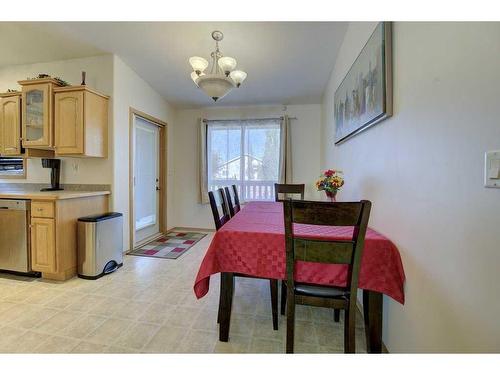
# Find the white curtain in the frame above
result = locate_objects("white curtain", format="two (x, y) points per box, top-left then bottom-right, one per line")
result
(198, 119), (209, 204)
(279, 115), (292, 184)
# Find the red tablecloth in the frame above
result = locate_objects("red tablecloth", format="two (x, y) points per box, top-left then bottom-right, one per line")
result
(194, 201), (405, 304)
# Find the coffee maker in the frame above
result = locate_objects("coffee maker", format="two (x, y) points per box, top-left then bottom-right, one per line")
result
(41, 159), (63, 191)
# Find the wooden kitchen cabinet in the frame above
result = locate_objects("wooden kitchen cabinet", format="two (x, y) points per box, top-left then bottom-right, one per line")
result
(30, 217), (56, 274)
(19, 78), (61, 149)
(31, 200), (55, 218)
(0, 92), (22, 156)
(54, 86), (109, 157)
(29, 194), (109, 281)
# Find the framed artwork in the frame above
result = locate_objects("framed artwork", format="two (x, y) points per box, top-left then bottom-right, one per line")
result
(334, 22), (393, 144)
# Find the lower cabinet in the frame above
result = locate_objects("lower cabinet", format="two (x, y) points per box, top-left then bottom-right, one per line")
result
(30, 217), (56, 273)
(29, 195), (109, 281)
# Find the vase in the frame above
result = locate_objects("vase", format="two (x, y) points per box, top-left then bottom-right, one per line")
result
(325, 191), (337, 202)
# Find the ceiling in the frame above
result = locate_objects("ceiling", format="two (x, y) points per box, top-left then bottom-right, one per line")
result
(0, 22), (347, 108)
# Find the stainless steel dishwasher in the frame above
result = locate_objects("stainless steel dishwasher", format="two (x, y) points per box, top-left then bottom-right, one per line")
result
(0, 199), (34, 274)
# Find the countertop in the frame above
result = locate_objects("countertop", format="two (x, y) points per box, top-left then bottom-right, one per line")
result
(0, 190), (111, 201)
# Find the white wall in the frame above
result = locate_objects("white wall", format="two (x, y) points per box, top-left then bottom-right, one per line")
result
(0, 55), (114, 185)
(172, 104), (322, 229)
(112, 56), (176, 251)
(321, 22), (500, 352)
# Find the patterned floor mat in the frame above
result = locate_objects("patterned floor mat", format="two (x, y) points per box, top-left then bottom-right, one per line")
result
(128, 231), (207, 259)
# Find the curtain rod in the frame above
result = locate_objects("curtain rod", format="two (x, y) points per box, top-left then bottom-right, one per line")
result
(202, 116), (297, 123)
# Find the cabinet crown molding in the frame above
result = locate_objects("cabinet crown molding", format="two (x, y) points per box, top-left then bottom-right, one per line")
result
(17, 78), (62, 86)
(0, 92), (21, 98)
(53, 85), (110, 99)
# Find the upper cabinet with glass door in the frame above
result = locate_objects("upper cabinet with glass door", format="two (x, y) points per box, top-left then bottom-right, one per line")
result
(19, 78), (61, 149)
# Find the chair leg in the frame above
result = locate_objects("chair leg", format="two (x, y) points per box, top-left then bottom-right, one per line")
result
(334, 309), (340, 322)
(217, 280), (222, 323)
(280, 281), (287, 315)
(344, 307), (356, 353)
(286, 289), (295, 353)
(269, 279), (278, 330)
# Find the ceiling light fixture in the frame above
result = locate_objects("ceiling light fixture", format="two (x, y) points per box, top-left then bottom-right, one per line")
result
(189, 30), (247, 102)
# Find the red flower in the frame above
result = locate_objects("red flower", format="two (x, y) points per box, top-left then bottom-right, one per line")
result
(324, 169), (334, 177)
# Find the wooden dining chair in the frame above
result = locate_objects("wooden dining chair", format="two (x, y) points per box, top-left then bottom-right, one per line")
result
(217, 188), (231, 218)
(231, 184), (241, 214)
(274, 183), (305, 201)
(210, 189), (279, 331)
(224, 186), (236, 217)
(283, 199), (371, 353)
(275, 183), (305, 317)
(208, 190), (230, 230)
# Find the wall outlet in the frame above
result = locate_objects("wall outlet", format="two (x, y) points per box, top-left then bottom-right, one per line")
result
(72, 161), (79, 174)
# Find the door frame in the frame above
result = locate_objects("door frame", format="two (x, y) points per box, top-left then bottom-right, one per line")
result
(128, 107), (167, 251)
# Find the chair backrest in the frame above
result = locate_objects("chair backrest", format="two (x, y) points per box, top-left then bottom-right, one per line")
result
(283, 199), (371, 299)
(218, 188), (230, 217)
(275, 183), (305, 201)
(231, 184), (241, 213)
(224, 186), (235, 217)
(208, 190), (230, 230)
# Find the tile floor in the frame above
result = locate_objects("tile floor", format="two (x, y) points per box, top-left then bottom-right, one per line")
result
(0, 232), (367, 353)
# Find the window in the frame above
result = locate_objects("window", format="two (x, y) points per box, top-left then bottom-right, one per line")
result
(207, 119), (281, 201)
(0, 157), (25, 178)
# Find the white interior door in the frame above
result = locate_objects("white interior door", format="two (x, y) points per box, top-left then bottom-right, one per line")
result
(134, 115), (160, 244)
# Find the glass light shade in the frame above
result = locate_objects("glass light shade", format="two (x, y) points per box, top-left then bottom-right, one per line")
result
(197, 74), (235, 102)
(191, 71), (203, 86)
(218, 56), (237, 75)
(189, 56), (209, 73)
(230, 70), (247, 87)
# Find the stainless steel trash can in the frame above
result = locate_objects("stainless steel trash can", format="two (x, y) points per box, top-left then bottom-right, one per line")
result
(77, 212), (123, 279)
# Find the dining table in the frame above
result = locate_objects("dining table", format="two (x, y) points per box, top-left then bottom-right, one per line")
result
(194, 201), (406, 353)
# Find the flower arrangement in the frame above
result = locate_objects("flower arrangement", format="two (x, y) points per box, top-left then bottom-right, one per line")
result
(315, 169), (344, 201)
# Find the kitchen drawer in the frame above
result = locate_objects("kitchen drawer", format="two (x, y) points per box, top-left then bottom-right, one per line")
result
(31, 201), (55, 218)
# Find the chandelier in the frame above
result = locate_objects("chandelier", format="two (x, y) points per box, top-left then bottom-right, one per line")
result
(189, 30), (247, 102)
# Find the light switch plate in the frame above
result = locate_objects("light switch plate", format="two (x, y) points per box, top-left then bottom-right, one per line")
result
(485, 150), (500, 188)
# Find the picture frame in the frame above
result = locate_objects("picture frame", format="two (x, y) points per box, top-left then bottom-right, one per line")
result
(334, 21), (393, 144)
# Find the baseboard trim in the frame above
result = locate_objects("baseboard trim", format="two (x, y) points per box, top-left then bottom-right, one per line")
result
(382, 342), (389, 353)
